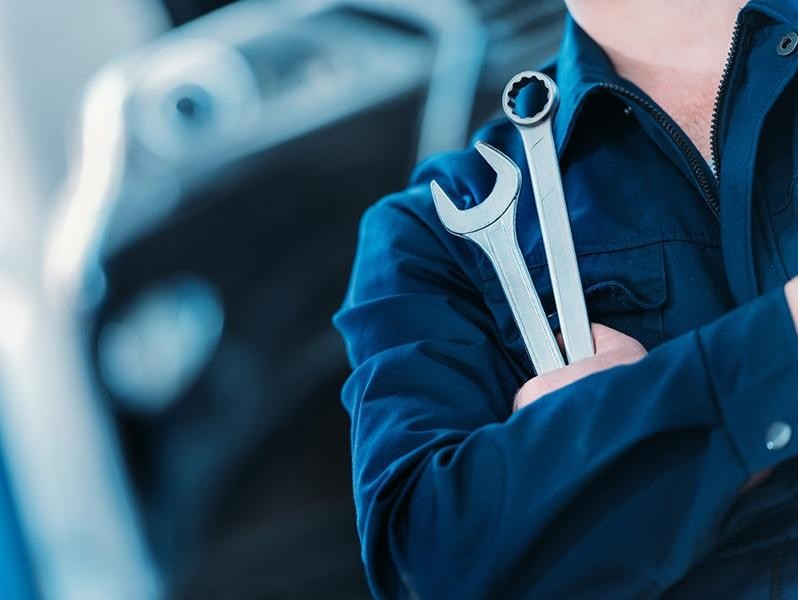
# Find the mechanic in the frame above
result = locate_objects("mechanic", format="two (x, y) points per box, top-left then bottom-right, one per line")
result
(335, 0), (798, 597)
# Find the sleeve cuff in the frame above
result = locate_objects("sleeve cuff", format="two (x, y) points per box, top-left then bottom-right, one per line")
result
(698, 285), (798, 476)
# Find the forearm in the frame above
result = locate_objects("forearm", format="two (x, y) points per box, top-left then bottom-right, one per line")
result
(348, 286), (798, 598)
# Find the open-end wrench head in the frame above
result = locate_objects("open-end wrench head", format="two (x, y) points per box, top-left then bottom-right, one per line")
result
(503, 71), (559, 128)
(431, 141), (521, 236)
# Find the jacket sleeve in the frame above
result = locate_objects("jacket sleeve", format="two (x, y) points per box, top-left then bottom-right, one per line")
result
(333, 190), (798, 599)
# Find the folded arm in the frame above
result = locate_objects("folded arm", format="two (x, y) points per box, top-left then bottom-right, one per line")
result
(335, 196), (798, 598)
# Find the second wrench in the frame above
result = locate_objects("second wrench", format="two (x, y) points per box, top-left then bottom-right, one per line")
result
(503, 71), (594, 364)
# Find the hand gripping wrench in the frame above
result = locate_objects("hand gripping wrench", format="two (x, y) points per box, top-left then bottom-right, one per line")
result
(503, 71), (594, 364)
(431, 142), (565, 374)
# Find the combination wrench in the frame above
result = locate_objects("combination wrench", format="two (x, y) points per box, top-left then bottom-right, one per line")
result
(431, 142), (565, 374)
(503, 71), (594, 364)
(430, 71), (593, 375)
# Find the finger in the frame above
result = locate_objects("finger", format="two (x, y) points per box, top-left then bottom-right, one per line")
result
(515, 356), (613, 411)
(591, 322), (639, 351)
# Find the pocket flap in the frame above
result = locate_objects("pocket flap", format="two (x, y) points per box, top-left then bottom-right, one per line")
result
(544, 244), (666, 333)
(579, 243), (667, 312)
(480, 242), (668, 357)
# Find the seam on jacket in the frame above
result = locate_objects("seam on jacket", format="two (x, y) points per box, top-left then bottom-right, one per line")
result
(387, 196), (488, 305)
(476, 236), (720, 283)
(728, 42), (798, 300)
(694, 329), (748, 473)
(768, 176), (797, 217)
(756, 177), (792, 283)
(770, 534), (787, 600)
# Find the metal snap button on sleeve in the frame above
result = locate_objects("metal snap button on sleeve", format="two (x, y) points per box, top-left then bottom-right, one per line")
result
(777, 32), (798, 56)
(766, 421), (792, 450)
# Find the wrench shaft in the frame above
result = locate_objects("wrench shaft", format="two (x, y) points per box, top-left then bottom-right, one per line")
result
(470, 206), (564, 374)
(519, 120), (593, 363)
(432, 140), (567, 376)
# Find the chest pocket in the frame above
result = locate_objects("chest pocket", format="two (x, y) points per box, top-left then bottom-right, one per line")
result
(575, 243), (667, 350)
(480, 242), (668, 371)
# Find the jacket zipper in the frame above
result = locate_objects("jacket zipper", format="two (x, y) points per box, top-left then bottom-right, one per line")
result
(596, 16), (745, 221)
(599, 81), (720, 220)
(710, 18), (744, 180)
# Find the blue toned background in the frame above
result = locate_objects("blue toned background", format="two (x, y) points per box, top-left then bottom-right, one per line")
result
(0, 0), (563, 597)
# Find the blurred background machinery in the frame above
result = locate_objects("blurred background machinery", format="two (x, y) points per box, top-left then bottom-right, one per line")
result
(0, 0), (565, 597)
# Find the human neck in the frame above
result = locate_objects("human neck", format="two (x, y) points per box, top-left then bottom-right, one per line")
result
(567, 1), (743, 163)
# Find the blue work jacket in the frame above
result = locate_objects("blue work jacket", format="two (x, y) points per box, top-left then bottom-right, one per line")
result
(335, 2), (798, 597)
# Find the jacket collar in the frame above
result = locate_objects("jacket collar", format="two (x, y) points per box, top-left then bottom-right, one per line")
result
(744, 0), (798, 24)
(514, 14), (622, 157)
(536, 1), (798, 158)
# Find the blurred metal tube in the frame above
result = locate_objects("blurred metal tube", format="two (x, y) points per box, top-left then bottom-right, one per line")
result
(21, 1), (488, 597)
(0, 70), (161, 600)
(361, 0), (487, 160)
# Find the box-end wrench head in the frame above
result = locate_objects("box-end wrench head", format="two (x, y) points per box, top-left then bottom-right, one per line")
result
(431, 141), (564, 375)
(502, 71), (594, 364)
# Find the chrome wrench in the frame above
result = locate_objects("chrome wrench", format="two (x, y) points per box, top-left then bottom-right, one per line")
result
(431, 141), (565, 374)
(503, 71), (594, 363)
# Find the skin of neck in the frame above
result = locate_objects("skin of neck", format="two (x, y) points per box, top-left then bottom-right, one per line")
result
(564, 0), (744, 162)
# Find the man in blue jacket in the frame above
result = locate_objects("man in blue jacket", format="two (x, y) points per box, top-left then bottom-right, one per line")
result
(335, 0), (798, 596)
